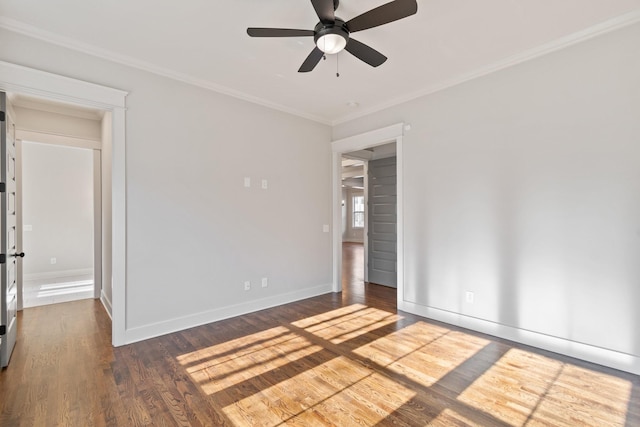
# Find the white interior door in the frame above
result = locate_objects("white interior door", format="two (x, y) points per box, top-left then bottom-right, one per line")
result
(1, 91), (20, 367)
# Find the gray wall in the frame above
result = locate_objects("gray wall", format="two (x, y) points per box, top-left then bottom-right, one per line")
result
(21, 142), (94, 276)
(334, 23), (640, 367)
(1, 27), (333, 337)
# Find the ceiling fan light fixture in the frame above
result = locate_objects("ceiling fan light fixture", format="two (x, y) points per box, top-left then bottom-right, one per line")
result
(317, 33), (347, 54)
(247, 0), (418, 72)
(314, 19), (349, 55)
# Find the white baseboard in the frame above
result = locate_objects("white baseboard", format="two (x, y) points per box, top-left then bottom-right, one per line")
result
(399, 300), (640, 376)
(122, 283), (334, 345)
(100, 290), (113, 320)
(24, 268), (93, 282)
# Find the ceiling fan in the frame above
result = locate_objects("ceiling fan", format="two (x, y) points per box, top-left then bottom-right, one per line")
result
(247, 0), (418, 73)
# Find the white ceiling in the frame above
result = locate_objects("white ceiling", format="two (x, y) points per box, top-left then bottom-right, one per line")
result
(1, 0), (639, 124)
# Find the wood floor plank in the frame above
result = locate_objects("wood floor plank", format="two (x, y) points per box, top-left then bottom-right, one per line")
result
(0, 242), (638, 426)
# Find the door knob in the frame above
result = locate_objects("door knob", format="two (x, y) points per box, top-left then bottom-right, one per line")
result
(12, 252), (25, 258)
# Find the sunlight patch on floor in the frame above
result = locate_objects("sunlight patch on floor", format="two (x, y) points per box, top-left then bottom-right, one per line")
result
(175, 303), (638, 426)
(458, 348), (633, 426)
(177, 326), (291, 367)
(291, 304), (369, 329)
(222, 356), (416, 427)
(292, 304), (403, 344)
(178, 326), (324, 395)
(434, 408), (487, 426)
(354, 321), (490, 387)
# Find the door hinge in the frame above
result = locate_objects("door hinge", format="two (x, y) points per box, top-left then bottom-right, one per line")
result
(0, 254), (5, 264)
(0, 182), (4, 193)
(0, 111), (5, 122)
(0, 325), (5, 335)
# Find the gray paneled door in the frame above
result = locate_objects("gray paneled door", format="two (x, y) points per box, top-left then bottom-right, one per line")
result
(367, 156), (397, 288)
(1, 91), (19, 367)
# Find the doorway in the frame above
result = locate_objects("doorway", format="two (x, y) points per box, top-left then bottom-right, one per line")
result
(341, 143), (398, 290)
(0, 60), (127, 345)
(331, 123), (404, 306)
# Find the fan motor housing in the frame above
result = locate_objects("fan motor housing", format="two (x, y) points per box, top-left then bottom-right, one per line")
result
(314, 18), (349, 45)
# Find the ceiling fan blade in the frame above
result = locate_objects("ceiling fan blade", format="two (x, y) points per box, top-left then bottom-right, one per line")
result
(311, 0), (335, 24)
(298, 47), (325, 72)
(247, 28), (315, 37)
(346, 0), (417, 33)
(345, 38), (387, 67)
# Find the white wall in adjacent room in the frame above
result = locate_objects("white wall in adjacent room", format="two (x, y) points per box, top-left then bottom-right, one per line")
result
(21, 142), (94, 277)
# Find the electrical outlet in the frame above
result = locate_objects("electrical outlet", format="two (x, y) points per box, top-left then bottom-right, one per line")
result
(244, 177), (251, 188)
(261, 179), (268, 189)
(261, 277), (268, 288)
(465, 291), (474, 304)
(50, 257), (57, 265)
(244, 281), (251, 291)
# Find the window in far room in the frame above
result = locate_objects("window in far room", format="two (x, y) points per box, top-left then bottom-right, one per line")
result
(353, 196), (364, 228)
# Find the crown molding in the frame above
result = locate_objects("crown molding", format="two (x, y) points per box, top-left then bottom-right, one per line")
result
(0, 17), (331, 126)
(2, 9), (638, 128)
(332, 8), (640, 126)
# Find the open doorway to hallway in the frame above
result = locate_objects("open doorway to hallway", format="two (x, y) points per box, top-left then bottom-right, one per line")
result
(8, 91), (111, 313)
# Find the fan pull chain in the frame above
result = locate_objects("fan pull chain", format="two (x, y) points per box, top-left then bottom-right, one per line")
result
(336, 53), (340, 77)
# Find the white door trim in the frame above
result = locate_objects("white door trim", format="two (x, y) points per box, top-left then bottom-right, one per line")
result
(0, 60), (128, 346)
(331, 123), (404, 306)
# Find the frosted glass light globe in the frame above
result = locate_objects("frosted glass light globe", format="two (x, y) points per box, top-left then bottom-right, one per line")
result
(317, 33), (347, 54)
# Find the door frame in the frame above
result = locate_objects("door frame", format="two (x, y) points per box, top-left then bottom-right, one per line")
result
(0, 60), (128, 346)
(331, 123), (405, 305)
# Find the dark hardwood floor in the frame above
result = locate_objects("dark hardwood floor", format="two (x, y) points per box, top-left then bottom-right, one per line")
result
(1, 242), (639, 426)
